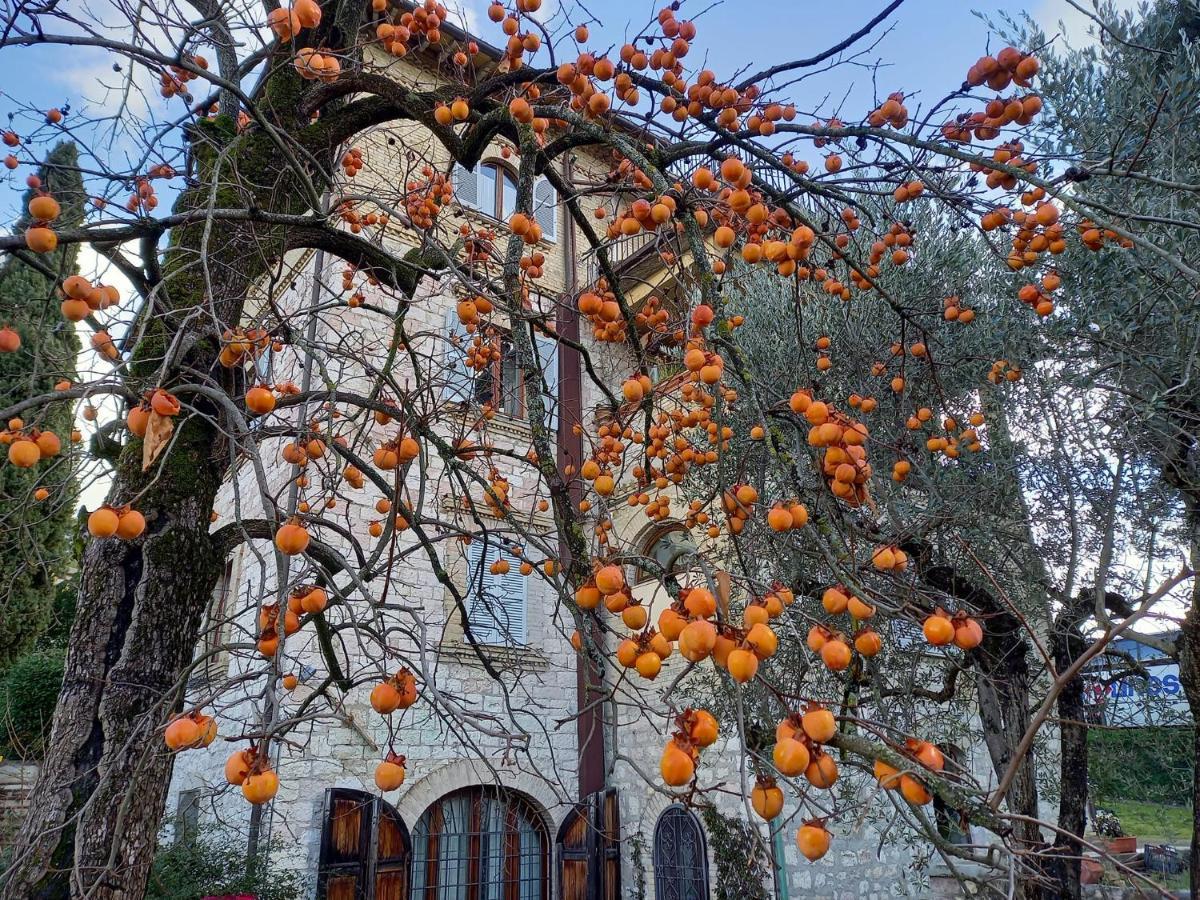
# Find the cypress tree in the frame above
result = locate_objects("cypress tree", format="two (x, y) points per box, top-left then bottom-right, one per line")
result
(0, 142), (85, 665)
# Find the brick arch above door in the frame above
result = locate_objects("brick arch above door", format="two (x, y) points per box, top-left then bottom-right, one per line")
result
(392, 758), (570, 833)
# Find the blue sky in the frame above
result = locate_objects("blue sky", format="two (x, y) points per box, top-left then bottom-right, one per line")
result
(0, 0), (1126, 229)
(0, 0), (1127, 382)
(0, 0), (1151, 526)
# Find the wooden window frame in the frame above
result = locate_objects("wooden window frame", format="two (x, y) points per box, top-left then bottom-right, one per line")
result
(476, 162), (518, 222)
(473, 331), (526, 420)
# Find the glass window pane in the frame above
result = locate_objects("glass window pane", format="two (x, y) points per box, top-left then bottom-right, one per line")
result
(411, 820), (428, 900)
(481, 797), (505, 900)
(498, 340), (522, 417)
(653, 807), (708, 900)
(501, 170), (518, 220)
(441, 795), (471, 900)
(479, 165), (498, 218)
(411, 790), (547, 900)
(518, 815), (543, 900)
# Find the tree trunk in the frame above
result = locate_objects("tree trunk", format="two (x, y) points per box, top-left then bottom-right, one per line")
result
(1, 420), (224, 898)
(1047, 610), (1091, 900)
(1177, 575), (1200, 894)
(1167, 487), (1200, 895)
(0, 111), (302, 896)
(973, 647), (1046, 900)
(913, 559), (1048, 900)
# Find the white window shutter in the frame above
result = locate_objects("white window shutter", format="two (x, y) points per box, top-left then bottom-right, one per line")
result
(534, 333), (559, 435)
(533, 177), (557, 242)
(452, 163), (480, 210)
(442, 308), (473, 403)
(496, 549), (528, 646)
(253, 345), (273, 382)
(463, 540), (527, 646)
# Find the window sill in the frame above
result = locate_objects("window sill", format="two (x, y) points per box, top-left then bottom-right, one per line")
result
(455, 205), (558, 248)
(438, 640), (549, 671)
(444, 400), (532, 436)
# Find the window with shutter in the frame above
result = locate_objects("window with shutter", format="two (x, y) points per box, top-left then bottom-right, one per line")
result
(318, 788), (412, 900)
(452, 164), (480, 210)
(532, 177), (557, 243)
(443, 315), (557, 427)
(191, 558), (235, 687)
(463, 540), (527, 647)
(442, 309), (474, 403)
(454, 162), (524, 224)
(174, 789), (200, 843)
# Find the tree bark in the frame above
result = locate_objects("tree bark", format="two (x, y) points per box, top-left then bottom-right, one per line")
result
(1, 421), (224, 899)
(1, 112), (301, 898)
(1047, 603), (1092, 900)
(911, 557), (1049, 900)
(1177, 554), (1200, 894)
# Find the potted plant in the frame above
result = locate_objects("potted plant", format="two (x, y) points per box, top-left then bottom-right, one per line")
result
(1093, 807), (1136, 854)
(1079, 857), (1104, 885)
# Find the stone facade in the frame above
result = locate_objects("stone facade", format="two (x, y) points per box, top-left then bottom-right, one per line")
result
(160, 27), (1027, 900)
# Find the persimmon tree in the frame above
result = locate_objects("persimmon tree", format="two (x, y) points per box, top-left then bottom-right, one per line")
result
(0, 1), (1194, 899)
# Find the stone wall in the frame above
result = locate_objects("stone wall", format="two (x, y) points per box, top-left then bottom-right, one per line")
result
(165, 265), (583, 886)
(0, 761), (38, 849)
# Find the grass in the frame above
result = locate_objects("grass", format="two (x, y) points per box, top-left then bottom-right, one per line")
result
(1105, 800), (1193, 845)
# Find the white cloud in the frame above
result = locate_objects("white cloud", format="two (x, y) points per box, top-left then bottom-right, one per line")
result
(446, 0), (488, 36)
(1032, 0), (1142, 49)
(72, 241), (139, 510)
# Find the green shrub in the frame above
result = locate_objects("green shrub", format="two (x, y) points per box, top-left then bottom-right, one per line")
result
(0, 649), (64, 759)
(147, 829), (306, 900)
(699, 805), (771, 900)
(37, 578), (78, 649)
(1088, 726), (1194, 806)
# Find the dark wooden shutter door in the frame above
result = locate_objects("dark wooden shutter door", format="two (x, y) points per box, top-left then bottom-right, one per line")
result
(600, 789), (621, 900)
(319, 789), (372, 900)
(557, 800), (590, 900)
(556, 789), (621, 900)
(374, 800), (412, 900)
(319, 789), (412, 900)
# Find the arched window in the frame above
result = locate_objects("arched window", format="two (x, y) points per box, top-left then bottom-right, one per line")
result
(318, 788), (411, 900)
(652, 805), (708, 900)
(410, 786), (549, 900)
(452, 163), (557, 242)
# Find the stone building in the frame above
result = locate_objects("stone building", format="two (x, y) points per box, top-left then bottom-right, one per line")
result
(163, 13), (996, 900)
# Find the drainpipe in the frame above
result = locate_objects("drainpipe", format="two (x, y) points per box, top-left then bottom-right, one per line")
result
(557, 154), (605, 799)
(771, 819), (791, 900)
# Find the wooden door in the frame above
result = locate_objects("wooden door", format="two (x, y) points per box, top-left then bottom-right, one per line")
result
(556, 789), (621, 900)
(318, 788), (411, 900)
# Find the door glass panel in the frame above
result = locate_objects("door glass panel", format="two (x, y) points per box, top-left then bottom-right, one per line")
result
(501, 170), (518, 220)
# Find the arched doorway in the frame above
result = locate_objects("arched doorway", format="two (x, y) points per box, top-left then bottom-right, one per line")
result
(652, 805), (709, 900)
(410, 786), (550, 900)
(317, 788), (412, 900)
